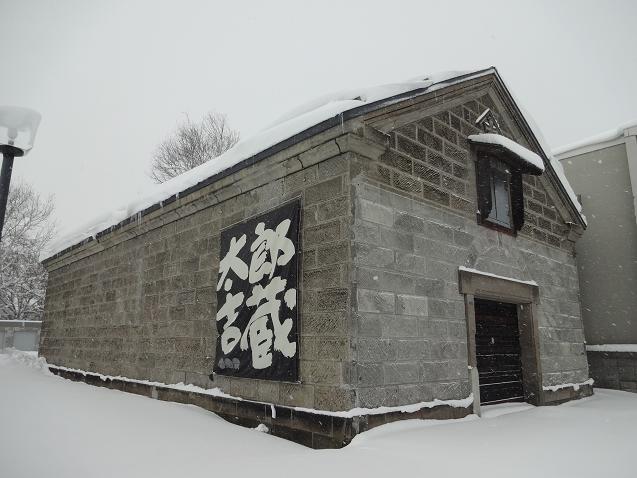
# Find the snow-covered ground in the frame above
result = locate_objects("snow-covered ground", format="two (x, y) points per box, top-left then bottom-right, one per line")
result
(1, 350), (635, 478)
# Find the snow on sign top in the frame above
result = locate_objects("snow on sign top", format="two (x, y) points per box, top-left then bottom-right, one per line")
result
(467, 133), (545, 172)
(44, 67), (583, 260)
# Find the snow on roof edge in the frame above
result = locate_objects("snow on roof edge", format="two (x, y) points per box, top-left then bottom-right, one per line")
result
(43, 68), (496, 262)
(552, 119), (637, 157)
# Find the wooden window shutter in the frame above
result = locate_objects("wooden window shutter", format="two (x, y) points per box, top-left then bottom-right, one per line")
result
(476, 152), (492, 221)
(511, 171), (524, 232)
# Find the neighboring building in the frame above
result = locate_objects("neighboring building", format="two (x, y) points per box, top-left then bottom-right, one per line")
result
(0, 320), (42, 352)
(555, 122), (637, 393)
(40, 67), (591, 448)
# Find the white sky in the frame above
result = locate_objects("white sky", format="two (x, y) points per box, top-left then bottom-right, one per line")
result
(1, 0), (636, 238)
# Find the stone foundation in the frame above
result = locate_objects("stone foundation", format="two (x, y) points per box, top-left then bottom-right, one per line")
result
(541, 384), (593, 404)
(587, 351), (637, 393)
(49, 365), (471, 449)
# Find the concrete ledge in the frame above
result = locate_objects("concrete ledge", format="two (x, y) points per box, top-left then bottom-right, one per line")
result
(542, 383), (594, 405)
(587, 350), (637, 393)
(49, 366), (472, 449)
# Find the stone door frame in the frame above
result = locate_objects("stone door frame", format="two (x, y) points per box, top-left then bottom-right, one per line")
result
(458, 268), (542, 416)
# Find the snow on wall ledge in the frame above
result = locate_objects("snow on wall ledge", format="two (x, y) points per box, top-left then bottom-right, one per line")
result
(542, 378), (594, 392)
(458, 266), (538, 286)
(587, 344), (637, 353)
(48, 363), (472, 418)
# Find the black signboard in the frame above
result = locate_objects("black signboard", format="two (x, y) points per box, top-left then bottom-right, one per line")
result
(214, 200), (300, 382)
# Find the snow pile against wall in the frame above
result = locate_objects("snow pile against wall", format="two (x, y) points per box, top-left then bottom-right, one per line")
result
(0, 348), (51, 375)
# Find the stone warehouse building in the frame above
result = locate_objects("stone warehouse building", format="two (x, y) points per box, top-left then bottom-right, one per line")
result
(41, 68), (591, 448)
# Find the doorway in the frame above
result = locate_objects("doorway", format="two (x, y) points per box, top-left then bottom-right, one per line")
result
(474, 298), (524, 405)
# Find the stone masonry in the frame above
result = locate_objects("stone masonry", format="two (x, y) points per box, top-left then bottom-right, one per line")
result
(587, 351), (637, 393)
(42, 136), (357, 411)
(41, 72), (591, 446)
(348, 90), (589, 407)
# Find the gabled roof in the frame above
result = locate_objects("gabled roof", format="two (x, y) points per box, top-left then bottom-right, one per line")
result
(45, 67), (585, 261)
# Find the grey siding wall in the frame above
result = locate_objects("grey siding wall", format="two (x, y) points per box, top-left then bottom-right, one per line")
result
(560, 144), (637, 344)
(350, 94), (589, 407)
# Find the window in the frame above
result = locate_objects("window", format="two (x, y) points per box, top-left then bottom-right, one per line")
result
(487, 159), (512, 228)
(469, 132), (544, 235)
(475, 151), (524, 233)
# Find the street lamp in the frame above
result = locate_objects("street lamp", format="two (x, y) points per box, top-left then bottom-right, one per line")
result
(0, 106), (41, 243)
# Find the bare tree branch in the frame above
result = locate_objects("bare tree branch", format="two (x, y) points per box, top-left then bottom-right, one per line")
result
(0, 182), (55, 321)
(149, 112), (240, 184)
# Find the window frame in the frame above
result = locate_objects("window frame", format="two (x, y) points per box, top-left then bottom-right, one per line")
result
(474, 147), (526, 236)
(485, 157), (513, 230)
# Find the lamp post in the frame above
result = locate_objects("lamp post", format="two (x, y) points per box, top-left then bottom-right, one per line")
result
(0, 106), (41, 243)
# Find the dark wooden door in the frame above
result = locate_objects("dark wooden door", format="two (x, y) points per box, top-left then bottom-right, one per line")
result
(475, 299), (524, 405)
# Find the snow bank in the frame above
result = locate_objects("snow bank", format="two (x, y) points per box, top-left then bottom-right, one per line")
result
(3, 350), (637, 478)
(587, 344), (637, 353)
(0, 348), (51, 375)
(458, 266), (538, 286)
(44, 70), (493, 260)
(553, 119), (637, 156)
(468, 133), (545, 172)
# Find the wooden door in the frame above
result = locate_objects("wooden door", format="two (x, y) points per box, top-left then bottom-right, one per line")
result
(475, 299), (524, 405)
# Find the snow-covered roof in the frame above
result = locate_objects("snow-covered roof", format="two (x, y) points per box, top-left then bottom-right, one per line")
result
(468, 133), (545, 173)
(553, 119), (637, 157)
(44, 67), (584, 261)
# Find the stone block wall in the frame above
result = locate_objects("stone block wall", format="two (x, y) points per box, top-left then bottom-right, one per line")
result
(41, 76), (590, 419)
(587, 351), (637, 393)
(41, 137), (356, 411)
(349, 92), (589, 406)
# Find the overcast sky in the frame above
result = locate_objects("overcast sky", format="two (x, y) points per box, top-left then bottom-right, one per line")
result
(1, 0), (636, 239)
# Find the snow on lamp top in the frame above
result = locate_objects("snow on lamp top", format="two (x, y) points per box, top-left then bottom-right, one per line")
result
(0, 106), (42, 154)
